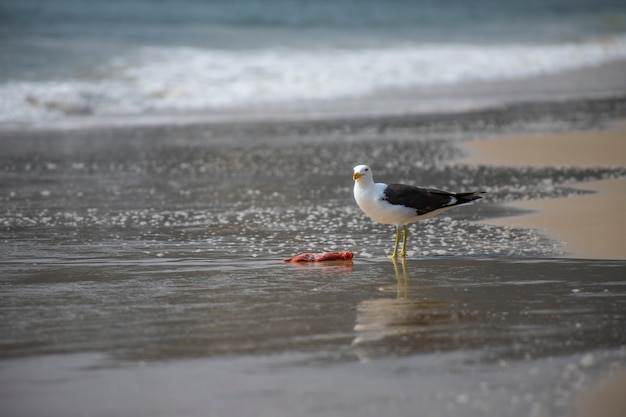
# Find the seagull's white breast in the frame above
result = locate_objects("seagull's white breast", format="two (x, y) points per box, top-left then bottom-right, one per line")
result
(353, 182), (418, 225)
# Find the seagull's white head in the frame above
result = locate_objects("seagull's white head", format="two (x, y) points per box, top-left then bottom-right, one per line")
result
(353, 164), (374, 183)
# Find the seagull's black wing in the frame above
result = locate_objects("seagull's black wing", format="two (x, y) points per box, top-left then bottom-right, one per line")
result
(383, 184), (485, 216)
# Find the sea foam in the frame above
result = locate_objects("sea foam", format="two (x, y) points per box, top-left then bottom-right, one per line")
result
(1, 35), (625, 124)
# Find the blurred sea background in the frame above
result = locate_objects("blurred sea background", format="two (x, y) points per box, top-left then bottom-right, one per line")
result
(1, 0), (626, 126)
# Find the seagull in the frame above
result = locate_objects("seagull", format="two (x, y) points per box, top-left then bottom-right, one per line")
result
(352, 164), (485, 258)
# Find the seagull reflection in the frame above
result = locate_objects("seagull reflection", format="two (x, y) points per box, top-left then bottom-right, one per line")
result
(352, 258), (465, 360)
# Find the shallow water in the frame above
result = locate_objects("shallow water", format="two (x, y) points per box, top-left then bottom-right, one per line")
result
(1, 107), (626, 416)
(5, 254), (624, 362)
(1, 255), (625, 417)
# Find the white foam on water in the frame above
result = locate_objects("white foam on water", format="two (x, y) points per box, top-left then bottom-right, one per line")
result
(1, 35), (625, 124)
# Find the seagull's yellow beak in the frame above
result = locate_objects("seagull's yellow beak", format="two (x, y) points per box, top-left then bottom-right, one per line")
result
(353, 172), (363, 180)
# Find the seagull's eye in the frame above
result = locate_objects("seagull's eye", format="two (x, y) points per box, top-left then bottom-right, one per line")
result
(364, 168), (369, 172)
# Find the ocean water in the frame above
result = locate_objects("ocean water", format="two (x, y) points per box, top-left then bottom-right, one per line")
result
(1, 0), (626, 125)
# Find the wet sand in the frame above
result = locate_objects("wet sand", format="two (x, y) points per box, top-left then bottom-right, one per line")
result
(1, 97), (626, 417)
(1, 257), (625, 417)
(461, 122), (626, 260)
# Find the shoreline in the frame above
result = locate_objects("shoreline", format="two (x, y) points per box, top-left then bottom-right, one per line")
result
(2, 95), (626, 142)
(2, 57), (626, 135)
(461, 121), (626, 260)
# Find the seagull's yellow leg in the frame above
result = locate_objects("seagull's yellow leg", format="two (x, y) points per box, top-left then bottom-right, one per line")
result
(387, 225), (402, 258)
(399, 225), (409, 257)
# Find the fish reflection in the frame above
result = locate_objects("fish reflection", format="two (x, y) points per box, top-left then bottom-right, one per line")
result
(284, 258), (354, 274)
(353, 258), (468, 360)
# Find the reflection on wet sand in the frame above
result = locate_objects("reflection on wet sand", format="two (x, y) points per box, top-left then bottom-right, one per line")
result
(283, 259), (354, 282)
(353, 258), (471, 360)
(284, 259), (354, 270)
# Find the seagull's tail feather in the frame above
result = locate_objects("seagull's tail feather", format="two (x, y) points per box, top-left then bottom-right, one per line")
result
(454, 191), (486, 206)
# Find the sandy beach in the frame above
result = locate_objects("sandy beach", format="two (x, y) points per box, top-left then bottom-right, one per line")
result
(461, 122), (626, 260)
